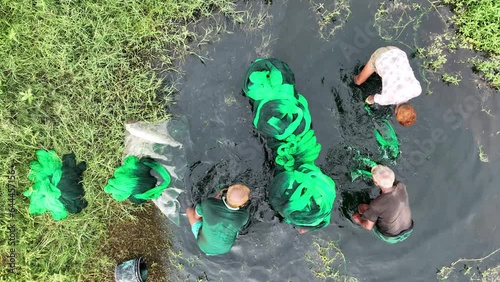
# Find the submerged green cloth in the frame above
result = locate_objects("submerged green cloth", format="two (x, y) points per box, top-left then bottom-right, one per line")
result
(23, 150), (87, 220)
(350, 149), (377, 182)
(364, 105), (400, 159)
(374, 120), (400, 159)
(104, 155), (171, 204)
(373, 222), (414, 244)
(195, 198), (249, 255)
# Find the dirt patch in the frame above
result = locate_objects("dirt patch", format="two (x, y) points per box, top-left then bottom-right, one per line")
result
(102, 203), (173, 282)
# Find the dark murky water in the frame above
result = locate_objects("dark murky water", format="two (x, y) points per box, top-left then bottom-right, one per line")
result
(165, 0), (500, 281)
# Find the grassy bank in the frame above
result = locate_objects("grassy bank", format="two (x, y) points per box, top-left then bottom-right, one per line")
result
(0, 0), (237, 281)
(444, 0), (500, 87)
(443, 0), (500, 88)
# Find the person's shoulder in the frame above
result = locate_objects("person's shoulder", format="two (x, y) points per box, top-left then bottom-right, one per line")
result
(394, 181), (407, 189)
(202, 197), (223, 207)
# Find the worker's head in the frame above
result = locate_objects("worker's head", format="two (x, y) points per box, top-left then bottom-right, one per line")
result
(226, 184), (250, 208)
(371, 165), (395, 189)
(395, 103), (417, 127)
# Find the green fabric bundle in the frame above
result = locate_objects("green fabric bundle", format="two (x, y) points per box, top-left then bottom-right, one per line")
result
(275, 130), (321, 172)
(268, 164), (336, 230)
(253, 94), (312, 140)
(243, 58), (336, 230)
(23, 150), (87, 220)
(104, 155), (171, 204)
(243, 58), (296, 101)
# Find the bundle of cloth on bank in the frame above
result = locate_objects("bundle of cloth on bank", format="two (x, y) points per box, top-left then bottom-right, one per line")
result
(242, 58), (336, 231)
(23, 150), (88, 220)
(104, 155), (171, 204)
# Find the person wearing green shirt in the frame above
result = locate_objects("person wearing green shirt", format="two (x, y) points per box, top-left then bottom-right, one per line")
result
(186, 184), (250, 255)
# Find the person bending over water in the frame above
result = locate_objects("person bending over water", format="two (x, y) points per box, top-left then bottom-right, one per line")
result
(354, 46), (421, 127)
(352, 165), (414, 244)
(186, 184), (250, 255)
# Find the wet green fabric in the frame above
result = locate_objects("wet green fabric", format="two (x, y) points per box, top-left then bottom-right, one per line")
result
(350, 149), (377, 182)
(195, 198), (249, 255)
(373, 223), (413, 244)
(243, 58), (336, 230)
(243, 58), (295, 101)
(364, 105), (400, 159)
(253, 94), (311, 140)
(23, 150), (87, 220)
(374, 120), (400, 159)
(275, 130), (321, 172)
(57, 153), (88, 214)
(268, 164), (336, 230)
(104, 155), (171, 204)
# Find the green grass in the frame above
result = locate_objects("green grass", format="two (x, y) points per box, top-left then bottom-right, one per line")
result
(0, 0), (238, 281)
(443, 0), (500, 88)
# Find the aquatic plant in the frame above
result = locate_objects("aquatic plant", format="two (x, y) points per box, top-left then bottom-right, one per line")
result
(309, 0), (352, 40)
(305, 239), (358, 281)
(437, 248), (500, 281)
(442, 72), (462, 85)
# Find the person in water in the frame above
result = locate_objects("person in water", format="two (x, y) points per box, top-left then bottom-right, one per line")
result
(354, 46), (421, 127)
(352, 165), (414, 244)
(186, 184), (250, 255)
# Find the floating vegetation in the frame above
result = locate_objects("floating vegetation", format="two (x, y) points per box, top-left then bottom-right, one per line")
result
(437, 248), (500, 281)
(305, 238), (358, 281)
(374, 0), (427, 42)
(478, 143), (489, 163)
(442, 72), (462, 86)
(309, 0), (352, 41)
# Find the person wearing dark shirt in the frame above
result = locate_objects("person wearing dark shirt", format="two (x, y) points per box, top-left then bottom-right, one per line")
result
(186, 184), (250, 255)
(352, 165), (413, 244)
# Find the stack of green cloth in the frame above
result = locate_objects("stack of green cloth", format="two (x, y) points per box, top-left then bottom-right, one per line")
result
(243, 58), (336, 230)
(24, 150), (87, 220)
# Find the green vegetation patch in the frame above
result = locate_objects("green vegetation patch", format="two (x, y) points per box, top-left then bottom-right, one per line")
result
(375, 0), (499, 89)
(444, 0), (500, 88)
(305, 238), (358, 281)
(309, 0), (352, 41)
(0, 0), (237, 281)
(437, 248), (500, 281)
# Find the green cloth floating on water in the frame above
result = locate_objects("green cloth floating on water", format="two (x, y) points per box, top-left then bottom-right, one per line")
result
(243, 58), (336, 230)
(374, 120), (400, 159)
(364, 105), (400, 159)
(23, 150), (87, 220)
(350, 149), (377, 182)
(104, 155), (171, 204)
(268, 164), (336, 229)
